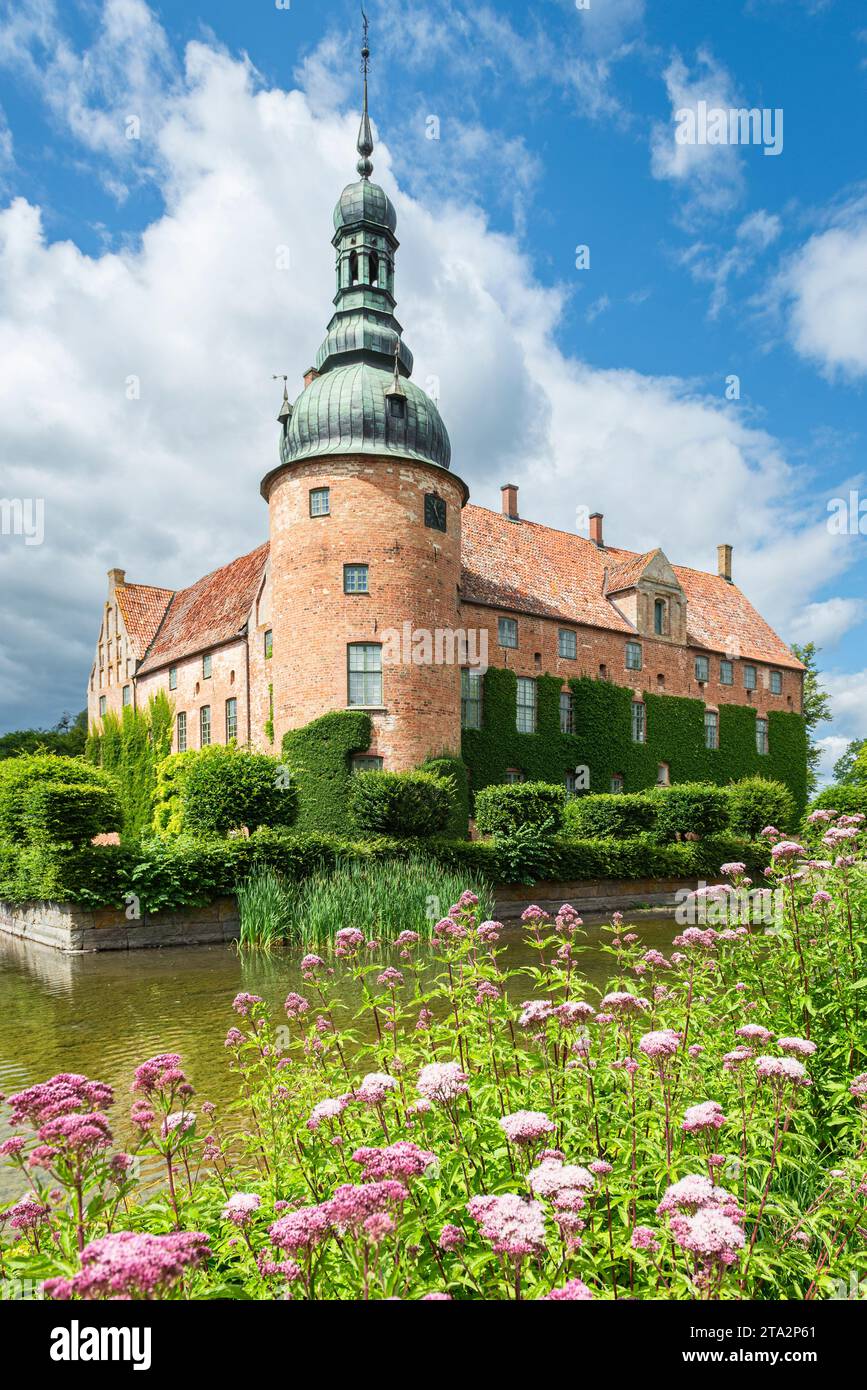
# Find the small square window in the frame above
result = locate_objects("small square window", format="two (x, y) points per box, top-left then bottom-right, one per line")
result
(695, 656), (709, 683)
(516, 677), (537, 733)
(631, 700), (646, 744)
(558, 628), (577, 660)
(559, 690), (574, 734)
(704, 710), (719, 750)
(756, 718), (769, 755)
(352, 754), (384, 774)
(610, 773), (624, 794)
(720, 660), (733, 686)
(344, 564), (369, 594)
(424, 493), (447, 532)
(743, 665), (757, 691)
(176, 711), (187, 752)
(310, 487), (330, 517)
(169, 666), (178, 691)
(626, 641), (642, 671)
(498, 617), (518, 649)
(770, 671), (782, 695)
(264, 630), (273, 660)
(504, 768), (524, 785)
(202, 654), (212, 680)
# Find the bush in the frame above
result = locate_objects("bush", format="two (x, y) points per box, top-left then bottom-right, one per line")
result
(808, 784), (867, 817)
(652, 783), (731, 840)
(22, 782), (122, 846)
(282, 711), (373, 833)
(349, 770), (453, 837)
(182, 750), (297, 836)
(564, 792), (657, 839)
(0, 755), (118, 845)
(726, 777), (796, 838)
(474, 782), (566, 837)
(420, 755), (470, 838)
(87, 694), (173, 839)
(153, 747), (232, 836)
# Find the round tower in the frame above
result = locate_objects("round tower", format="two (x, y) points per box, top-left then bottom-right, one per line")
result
(261, 29), (467, 770)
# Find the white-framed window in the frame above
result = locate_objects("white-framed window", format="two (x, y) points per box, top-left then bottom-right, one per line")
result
(504, 768), (524, 784)
(695, 656), (710, 683)
(202, 654), (212, 680)
(498, 617), (518, 649)
(226, 698), (238, 742)
(177, 711), (187, 753)
(564, 770), (579, 797)
(720, 660), (733, 686)
(348, 643), (382, 706)
(461, 668), (483, 730)
(122, 684), (132, 706)
(344, 564), (369, 594)
(626, 641), (642, 671)
(516, 677), (537, 733)
(200, 705), (211, 747)
(558, 628), (577, 659)
(169, 666), (178, 691)
(756, 717), (769, 755)
(310, 487), (330, 517)
(610, 773), (624, 794)
(559, 689), (574, 734)
(770, 670), (782, 695)
(352, 754), (383, 773)
(631, 700), (646, 743)
(744, 665), (757, 691)
(705, 710), (719, 750)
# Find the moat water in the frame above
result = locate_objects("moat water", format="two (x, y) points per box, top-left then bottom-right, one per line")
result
(0, 916), (679, 1199)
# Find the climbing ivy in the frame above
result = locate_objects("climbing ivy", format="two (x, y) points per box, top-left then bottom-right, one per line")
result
(461, 670), (808, 812)
(87, 691), (174, 839)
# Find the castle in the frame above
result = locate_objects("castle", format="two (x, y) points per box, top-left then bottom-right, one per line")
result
(88, 40), (804, 795)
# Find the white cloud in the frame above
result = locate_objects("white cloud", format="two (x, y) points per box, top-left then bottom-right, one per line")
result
(773, 194), (867, 381)
(789, 597), (867, 648)
(650, 49), (745, 219)
(0, 20), (860, 730)
(680, 208), (782, 318)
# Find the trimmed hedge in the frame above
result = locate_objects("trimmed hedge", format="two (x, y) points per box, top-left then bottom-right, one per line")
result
(474, 781), (567, 837)
(726, 776), (796, 838)
(420, 754), (470, 839)
(23, 782), (122, 847)
(349, 770), (453, 837)
(564, 793), (657, 839)
(652, 783), (731, 839)
(0, 755), (118, 844)
(281, 711), (373, 833)
(182, 749), (297, 836)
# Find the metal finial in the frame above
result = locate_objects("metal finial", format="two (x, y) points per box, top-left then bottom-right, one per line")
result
(357, 8), (374, 179)
(273, 374), (292, 428)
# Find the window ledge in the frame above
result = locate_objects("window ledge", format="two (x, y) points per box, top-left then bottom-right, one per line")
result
(346, 706), (388, 713)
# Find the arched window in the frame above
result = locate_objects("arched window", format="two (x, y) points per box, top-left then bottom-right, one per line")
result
(349, 250), (359, 285)
(369, 250), (380, 287)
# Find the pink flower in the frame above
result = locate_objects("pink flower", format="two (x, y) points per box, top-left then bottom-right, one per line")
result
(849, 1073), (867, 1100)
(519, 999), (555, 1028)
(327, 1180), (407, 1234)
(355, 1073), (398, 1106)
(7, 1195), (50, 1232)
(438, 1223), (466, 1251)
(735, 1024), (773, 1043)
(222, 1193), (261, 1227)
(351, 1142), (436, 1181)
(544, 1277), (593, 1300)
(43, 1231), (209, 1300)
(270, 1204), (332, 1253)
(682, 1101), (727, 1134)
(599, 991), (650, 1014)
(669, 1208), (745, 1267)
(308, 1096), (349, 1130)
(466, 1194), (547, 1258)
(377, 968), (404, 988)
(528, 1158), (594, 1204)
(477, 921), (502, 943)
(232, 993), (262, 1016)
(284, 993), (309, 1018)
(770, 841), (805, 860)
(334, 927), (365, 958)
(499, 1111), (556, 1145)
(657, 1175), (742, 1218)
(631, 1225), (660, 1252)
(638, 1029), (681, 1059)
(7, 1073), (113, 1126)
(777, 1037), (817, 1058)
(132, 1054), (188, 1095)
(417, 1062), (469, 1105)
(755, 1056), (811, 1087)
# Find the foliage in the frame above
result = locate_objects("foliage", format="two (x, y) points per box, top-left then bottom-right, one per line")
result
(0, 710), (87, 761)
(281, 711), (373, 833)
(22, 783), (123, 847)
(652, 783), (731, 840)
(833, 739), (866, 785)
(349, 770), (454, 838)
(808, 784), (867, 819)
(726, 777), (797, 838)
(0, 754), (116, 845)
(236, 866), (294, 950)
(4, 834), (866, 1302)
(790, 643), (832, 799)
(564, 792), (657, 839)
(461, 669), (809, 812)
(182, 749), (297, 837)
(474, 781), (566, 837)
(88, 693), (173, 840)
(419, 754), (470, 839)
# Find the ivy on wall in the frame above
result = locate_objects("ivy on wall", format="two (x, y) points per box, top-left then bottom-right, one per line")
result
(281, 710), (373, 833)
(461, 671), (809, 811)
(86, 691), (174, 839)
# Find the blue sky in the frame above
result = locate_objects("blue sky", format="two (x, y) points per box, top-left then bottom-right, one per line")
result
(0, 0), (864, 776)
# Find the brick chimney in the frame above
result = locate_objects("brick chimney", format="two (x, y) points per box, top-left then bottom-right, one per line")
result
(107, 568), (126, 590)
(717, 544), (733, 584)
(501, 483), (519, 521)
(589, 512), (604, 548)
(303, 367), (320, 388)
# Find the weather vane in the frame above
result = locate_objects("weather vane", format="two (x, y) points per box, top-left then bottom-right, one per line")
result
(361, 8), (370, 74)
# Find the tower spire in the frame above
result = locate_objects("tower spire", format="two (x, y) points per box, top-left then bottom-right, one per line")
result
(357, 9), (374, 180)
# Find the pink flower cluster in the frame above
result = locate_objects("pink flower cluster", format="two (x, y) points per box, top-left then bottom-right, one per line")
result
(270, 1180), (408, 1252)
(755, 1056), (811, 1087)
(222, 1193), (262, 1228)
(599, 991), (650, 1015)
(6, 1073), (113, 1126)
(43, 1230), (210, 1300)
(638, 1029), (681, 1060)
(499, 1111), (556, 1145)
(682, 1101), (727, 1134)
(355, 1072), (398, 1106)
(466, 1193), (547, 1258)
(544, 1277), (593, 1300)
(417, 1062), (469, 1105)
(351, 1142), (436, 1181)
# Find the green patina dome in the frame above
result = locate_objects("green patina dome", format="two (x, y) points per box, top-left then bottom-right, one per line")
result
(334, 179), (397, 235)
(280, 363), (451, 470)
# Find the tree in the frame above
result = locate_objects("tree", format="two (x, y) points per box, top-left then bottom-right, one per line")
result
(790, 643), (832, 799)
(0, 709), (88, 760)
(833, 738), (866, 785)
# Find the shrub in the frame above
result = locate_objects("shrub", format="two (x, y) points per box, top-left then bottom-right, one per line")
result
(564, 792), (657, 839)
(182, 750), (297, 836)
(726, 777), (796, 838)
(282, 711), (373, 833)
(808, 784), (867, 818)
(153, 747), (233, 836)
(0, 755), (117, 845)
(420, 754), (470, 838)
(652, 783), (731, 840)
(22, 782), (122, 846)
(88, 694), (173, 840)
(474, 782), (566, 837)
(349, 770), (453, 837)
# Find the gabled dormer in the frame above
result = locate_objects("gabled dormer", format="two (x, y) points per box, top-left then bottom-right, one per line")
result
(605, 548), (688, 643)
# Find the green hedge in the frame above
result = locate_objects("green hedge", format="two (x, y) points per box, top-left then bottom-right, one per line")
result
(474, 781), (566, 836)
(727, 776), (797, 837)
(461, 670), (808, 812)
(808, 784), (867, 817)
(420, 754), (470, 838)
(23, 783), (122, 847)
(652, 783), (731, 839)
(564, 793), (657, 838)
(349, 770), (453, 837)
(183, 749), (297, 836)
(281, 711), (373, 833)
(0, 755), (118, 844)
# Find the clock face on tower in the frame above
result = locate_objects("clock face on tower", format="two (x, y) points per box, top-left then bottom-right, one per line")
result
(424, 493), (447, 533)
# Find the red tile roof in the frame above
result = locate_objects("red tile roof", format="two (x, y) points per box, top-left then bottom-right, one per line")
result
(116, 585), (174, 656)
(137, 543), (268, 675)
(460, 505), (803, 671)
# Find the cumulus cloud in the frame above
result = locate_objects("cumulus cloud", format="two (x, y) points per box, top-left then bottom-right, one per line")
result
(0, 15), (860, 732)
(650, 49), (745, 219)
(789, 597), (867, 649)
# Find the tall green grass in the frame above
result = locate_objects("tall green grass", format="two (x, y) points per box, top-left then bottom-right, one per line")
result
(235, 854), (493, 950)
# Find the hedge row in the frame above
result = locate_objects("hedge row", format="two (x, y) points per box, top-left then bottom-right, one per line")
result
(0, 828), (770, 910)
